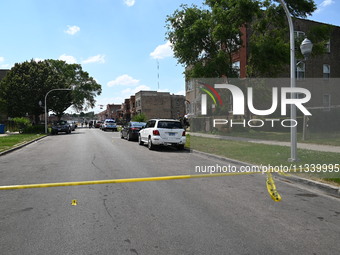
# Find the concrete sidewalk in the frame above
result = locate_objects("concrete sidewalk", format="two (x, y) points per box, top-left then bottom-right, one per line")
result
(189, 132), (340, 153)
(0, 131), (21, 137)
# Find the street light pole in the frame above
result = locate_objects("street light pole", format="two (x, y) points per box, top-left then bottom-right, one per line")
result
(278, 1), (313, 161)
(44, 88), (73, 134)
(278, 0), (298, 162)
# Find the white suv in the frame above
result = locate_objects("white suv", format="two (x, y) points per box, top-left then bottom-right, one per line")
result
(138, 119), (186, 150)
(101, 119), (117, 131)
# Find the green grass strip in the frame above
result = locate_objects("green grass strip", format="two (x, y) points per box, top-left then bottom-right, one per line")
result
(187, 135), (340, 184)
(0, 134), (45, 153)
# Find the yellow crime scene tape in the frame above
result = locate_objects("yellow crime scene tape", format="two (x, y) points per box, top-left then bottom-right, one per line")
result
(0, 167), (320, 202)
(0, 170), (284, 201)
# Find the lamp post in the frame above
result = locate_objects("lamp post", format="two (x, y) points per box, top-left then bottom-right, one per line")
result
(278, 0), (313, 162)
(44, 86), (75, 134)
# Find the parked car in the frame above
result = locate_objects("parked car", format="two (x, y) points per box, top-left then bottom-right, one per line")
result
(51, 120), (72, 135)
(121, 121), (146, 141)
(138, 119), (186, 150)
(101, 119), (117, 131)
(95, 120), (103, 128)
(67, 121), (77, 131)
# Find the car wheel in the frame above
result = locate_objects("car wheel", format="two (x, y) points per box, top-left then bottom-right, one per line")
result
(138, 135), (144, 145)
(148, 137), (155, 150)
(127, 132), (131, 141)
(121, 132), (124, 139)
(177, 144), (184, 150)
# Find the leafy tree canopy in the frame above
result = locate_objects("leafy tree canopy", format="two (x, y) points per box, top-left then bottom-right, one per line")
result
(166, 0), (331, 78)
(0, 59), (101, 121)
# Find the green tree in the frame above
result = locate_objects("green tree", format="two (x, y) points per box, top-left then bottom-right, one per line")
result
(166, 0), (322, 78)
(247, 0), (332, 77)
(132, 113), (147, 122)
(0, 59), (102, 121)
(166, 0), (258, 79)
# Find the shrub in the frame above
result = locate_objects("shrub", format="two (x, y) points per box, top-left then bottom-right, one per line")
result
(22, 124), (45, 134)
(132, 113), (147, 122)
(12, 117), (32, 132)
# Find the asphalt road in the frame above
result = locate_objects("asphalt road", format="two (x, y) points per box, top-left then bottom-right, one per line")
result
(0, 128), (339, 255)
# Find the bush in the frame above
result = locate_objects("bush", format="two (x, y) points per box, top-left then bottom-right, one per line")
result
(12, 117), (31, 132)
(22, 124), (45, 134)
(132, 113), (147, 122)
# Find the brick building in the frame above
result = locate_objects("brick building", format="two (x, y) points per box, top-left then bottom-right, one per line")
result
(232, 18), (340, 79)
(97, 103), (121, 120)
(129, 96), (136, 117)
(186, 18), (340, 117)
(135, 91), (185, 119)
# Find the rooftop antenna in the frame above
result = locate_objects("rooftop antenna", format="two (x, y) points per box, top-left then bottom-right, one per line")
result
(157, 59), (160, 90)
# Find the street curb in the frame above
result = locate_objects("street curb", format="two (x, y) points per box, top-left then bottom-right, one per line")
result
(0, 135), (48, 157)
(275, 174), (340, 198)
(189, 149), (340, 198)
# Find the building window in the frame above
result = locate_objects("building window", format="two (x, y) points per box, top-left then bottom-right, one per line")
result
(323, 64), (330, 79)
(232, 61), (240, 77)
(323, 94), (331, 111)
(296, 62), (305, 80)
(325, 40), (330, 53)
(294, 31), (305, 39)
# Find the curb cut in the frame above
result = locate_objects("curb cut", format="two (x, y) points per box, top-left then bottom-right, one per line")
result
(0, 135), (48, 157)
(189, 149), (340, 198)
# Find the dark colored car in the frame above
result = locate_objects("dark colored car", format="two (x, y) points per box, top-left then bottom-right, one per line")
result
(51, 120), (71, 135)
(121, 121), (146, 141)
(95, 120), (103, 128)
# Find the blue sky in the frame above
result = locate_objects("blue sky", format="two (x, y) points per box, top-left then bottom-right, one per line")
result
(0, 0), (339, 113)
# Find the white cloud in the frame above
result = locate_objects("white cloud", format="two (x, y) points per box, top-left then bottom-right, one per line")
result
(99, 97), (124, 106)
(107, 74), (139, 87)
(65, 25), (80, 35)
(82, 54), (105, 64)
(320, 0), (335, 8)
(176, 90), (186, 96)
(315, 0), (335, 13)
(122, 85), (151, 95)
(157, 88), (170, 93)
(86, 97), (124, 114)
(59, 54), (77, 64)
(150, 41), (173, 59)
(124, 0), (135, 7)
(34, 58), (44, 62)
(0, 57), (12, 68)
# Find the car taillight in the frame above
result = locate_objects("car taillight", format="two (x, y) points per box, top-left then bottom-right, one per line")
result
(182, 131), (186, 136)
(153, 130), (160, 136)
(131, 128), (139, 131)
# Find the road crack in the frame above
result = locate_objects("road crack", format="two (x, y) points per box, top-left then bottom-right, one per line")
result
(103, 198), (115, 223)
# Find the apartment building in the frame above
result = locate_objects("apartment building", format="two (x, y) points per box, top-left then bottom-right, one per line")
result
(97, 103), (121, 120)
(135, 91), (185, 119)
(186, 18), (340, 117)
